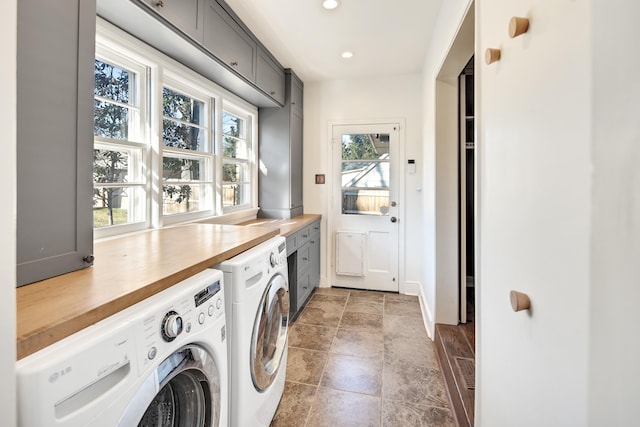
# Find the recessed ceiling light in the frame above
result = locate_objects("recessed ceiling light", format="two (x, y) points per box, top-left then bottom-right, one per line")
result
(341, 51), (353, 59)
(322, 0), (339, 10)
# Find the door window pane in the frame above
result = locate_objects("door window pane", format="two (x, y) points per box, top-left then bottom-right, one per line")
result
(341, 134), (390, 215)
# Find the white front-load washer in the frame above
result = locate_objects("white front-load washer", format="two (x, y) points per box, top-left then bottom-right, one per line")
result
(216, 236), (289, 427)
(16, 268), (228, 427)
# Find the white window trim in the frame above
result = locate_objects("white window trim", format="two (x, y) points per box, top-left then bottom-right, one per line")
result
(220, 102), (257, 214)
(95, 17), (259, 238)
(93, 46), (152, 239)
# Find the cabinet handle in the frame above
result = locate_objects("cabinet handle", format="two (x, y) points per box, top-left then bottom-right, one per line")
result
(230, 61), (239, 67)
(302, 257), (308, 261)
(270, 91), (276, 95)
(510, 290), (531, 312)
(311, 240), (315, 244)
(155, 0), (164, 7)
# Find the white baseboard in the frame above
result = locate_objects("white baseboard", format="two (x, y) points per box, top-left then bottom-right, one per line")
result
(419, 291), (435, 340)
(401, 280), (421, 295)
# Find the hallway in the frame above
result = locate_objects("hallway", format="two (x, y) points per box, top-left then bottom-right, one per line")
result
(271, 287), (456, 426)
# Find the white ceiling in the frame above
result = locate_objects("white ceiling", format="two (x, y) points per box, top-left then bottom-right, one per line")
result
(224, 0), (443, 83)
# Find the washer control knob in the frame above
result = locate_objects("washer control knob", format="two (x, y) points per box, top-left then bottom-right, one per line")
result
(208, 305), (214, 316)
(216, 298), (222, 309)
(161, 311), (183, 342)
(269, 252), (277, 267)
(148, 347), (157, 360)
(198, 312), (206, 325)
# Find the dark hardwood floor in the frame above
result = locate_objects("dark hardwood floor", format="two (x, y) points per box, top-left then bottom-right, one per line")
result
(434, 287), (475, 427)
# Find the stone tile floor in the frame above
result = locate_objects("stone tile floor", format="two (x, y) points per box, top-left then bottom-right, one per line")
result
(270, 287), (456, 427)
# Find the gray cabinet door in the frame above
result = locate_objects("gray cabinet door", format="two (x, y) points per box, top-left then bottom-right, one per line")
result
(204, 0), (257, 82)
(141, 0), (204, 43)
(309, 227), (321, 288)
(290, 111), (303, 211)
(17, 0), (95, 286)
(258, 70), (304, 219)
(256, 47), (285, 105)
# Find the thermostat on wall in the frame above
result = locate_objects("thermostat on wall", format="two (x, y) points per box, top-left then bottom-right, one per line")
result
(408, 159), (416, 174)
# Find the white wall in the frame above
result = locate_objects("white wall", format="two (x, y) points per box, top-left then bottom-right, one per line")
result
(420, 0), (474, 335)
(303, 74), (424, 292)
(1, 0), (17, 424)
(476, 0), (591, 424)
(588, 1), (640, 425)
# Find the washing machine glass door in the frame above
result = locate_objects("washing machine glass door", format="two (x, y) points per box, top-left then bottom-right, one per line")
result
(251, 273), (289, 391)
(122, 344), (221, 427)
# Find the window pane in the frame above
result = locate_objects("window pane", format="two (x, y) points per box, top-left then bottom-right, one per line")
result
(163, 87), (205, 126)
(341, 133), (389, 160)
(222, 162), (246, 183)
(222, 136), (247, 159)
(162, 119), (204, 150)
(94, 100), (129, 140)
(94, 148), (131, 183)
(162, 183), (208, 215)
(223, 183), (248, 207)
(222, 112), (244, 137)
(93, 186), (144, 227)
(342, 189), (389, 216)
(94, 59), (130, 103)
(163, 156), (204, 181)
(342, 161), (389, 188)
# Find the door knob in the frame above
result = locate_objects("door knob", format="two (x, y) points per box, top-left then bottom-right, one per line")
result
(390, 217), (398, 223)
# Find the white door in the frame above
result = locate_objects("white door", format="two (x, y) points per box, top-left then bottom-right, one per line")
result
(331, 123), (399, 292)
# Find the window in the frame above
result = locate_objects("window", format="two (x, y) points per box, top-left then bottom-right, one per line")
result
(161, 85), (213, 217)
(222, 110), (252, 210)
(94, 19), (258, 238)
(93, 56), (148, 234)
(341, 133), (390, 215)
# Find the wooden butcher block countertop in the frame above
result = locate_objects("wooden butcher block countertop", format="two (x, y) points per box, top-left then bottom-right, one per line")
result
(240, 213), (322, 236)
(16, 223), (278, 360)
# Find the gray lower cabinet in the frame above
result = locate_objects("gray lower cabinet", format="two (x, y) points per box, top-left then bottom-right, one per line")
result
(16, 0), (96, 286)
(203, 0), (256, 82)
(141, 0), (204, 43)
(288, 220), (321, 319)
(258, 70), (304, 218)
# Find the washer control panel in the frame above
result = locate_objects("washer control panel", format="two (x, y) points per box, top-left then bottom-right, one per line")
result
(135, 271), (225, 370)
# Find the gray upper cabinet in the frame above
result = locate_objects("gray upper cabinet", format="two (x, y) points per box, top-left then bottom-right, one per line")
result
(102, 0), (284, 106)
(258, 70), (304, 218)
(256, 47), (285, 106)
(204, 0), (257, 82)
(141, 0), (204, 43)
(17, 0), (96, 286)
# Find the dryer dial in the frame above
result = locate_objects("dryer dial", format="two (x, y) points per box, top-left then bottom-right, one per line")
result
(269, 252), (278, 267)
(161, 311), (183, 342)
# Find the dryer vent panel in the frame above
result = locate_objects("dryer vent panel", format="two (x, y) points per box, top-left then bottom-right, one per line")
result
(335, 231), (364, 276)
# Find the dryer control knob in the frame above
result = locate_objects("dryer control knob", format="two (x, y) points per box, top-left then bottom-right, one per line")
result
(269, 252), (278, 267)
(161, 311), (183, 342)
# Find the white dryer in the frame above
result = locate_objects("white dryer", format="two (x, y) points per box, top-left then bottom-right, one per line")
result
(216, 236), (289, 427)
(16, 268), (228, 427)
